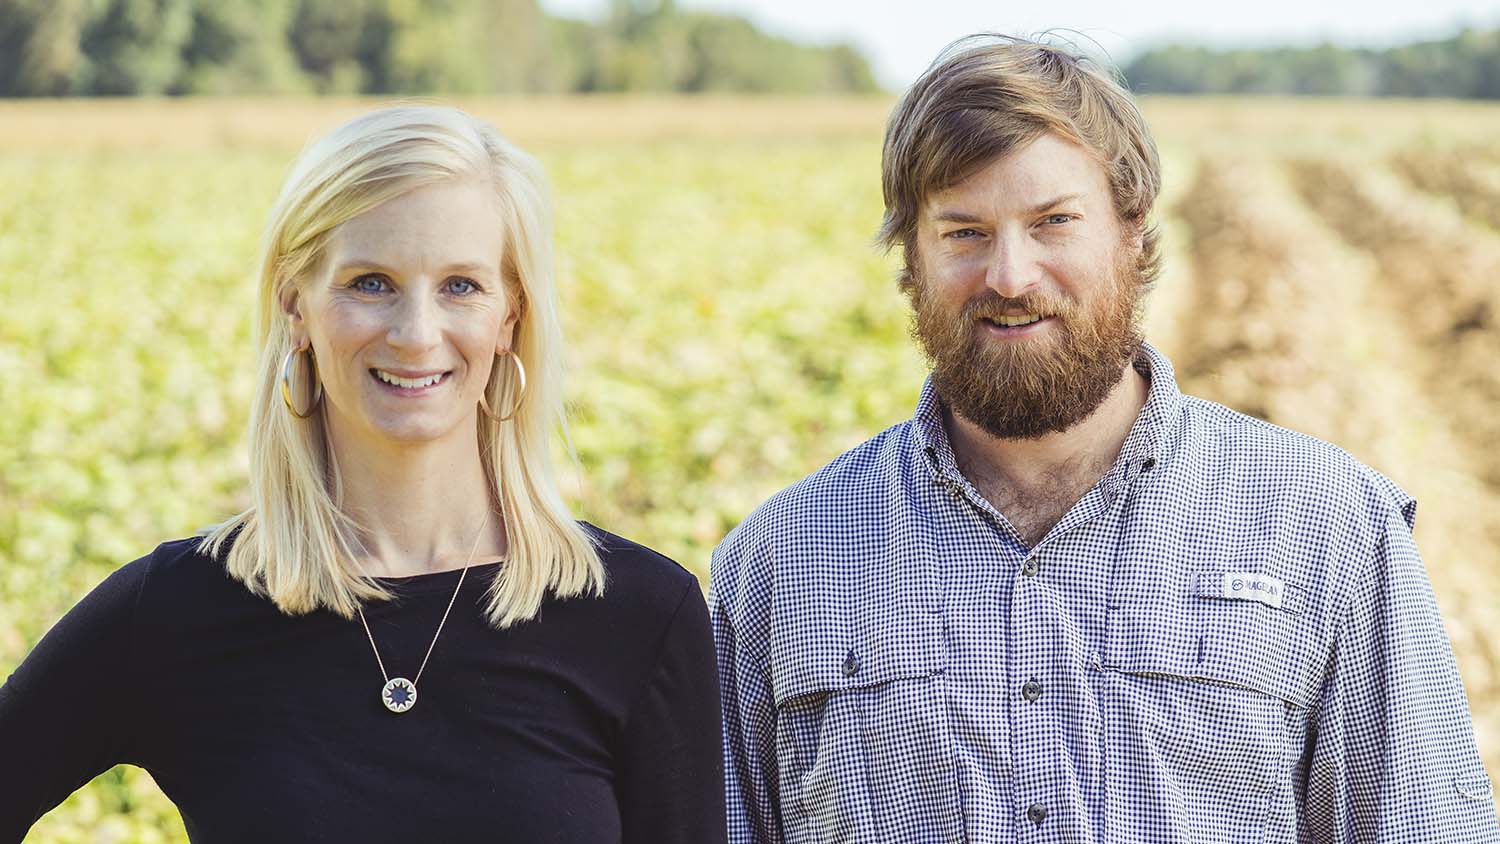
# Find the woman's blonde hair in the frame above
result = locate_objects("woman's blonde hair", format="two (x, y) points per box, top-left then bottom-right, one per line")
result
(199, 104), (604, 629)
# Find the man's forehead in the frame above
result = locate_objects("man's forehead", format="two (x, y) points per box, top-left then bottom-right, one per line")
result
(923, 137), (1110, 217)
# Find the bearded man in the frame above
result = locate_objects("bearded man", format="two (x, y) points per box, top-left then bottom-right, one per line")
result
(710, 35), (1498, 843)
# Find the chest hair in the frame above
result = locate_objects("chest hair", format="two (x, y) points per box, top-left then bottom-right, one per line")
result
(969, 462), (1110, 548)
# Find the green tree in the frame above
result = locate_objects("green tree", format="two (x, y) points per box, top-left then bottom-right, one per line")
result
(478, 0), (552, 91)
(78, 0), (194, 95)
(178, 0), (305, 94)
(0, 0), (879, 96)
(1126, 30), (1500, 98)
(1121, 45), (1211, 94)
(376, 0), (551, 94)
(0, 0), (90, 96)
(289, 0), (388, 93)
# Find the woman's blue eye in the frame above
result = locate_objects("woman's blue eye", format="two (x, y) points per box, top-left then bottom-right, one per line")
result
(351, 274), (389, 293)
(447, 277), (479, 295)
(1044, 214), (1073, 225)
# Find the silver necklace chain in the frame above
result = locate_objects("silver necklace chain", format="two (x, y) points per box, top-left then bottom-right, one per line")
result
(356, 509), (489, 713)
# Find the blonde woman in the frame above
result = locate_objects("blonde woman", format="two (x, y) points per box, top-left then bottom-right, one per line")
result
(0, 106), (726, 843)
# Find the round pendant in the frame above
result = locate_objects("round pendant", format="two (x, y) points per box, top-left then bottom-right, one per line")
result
(381, 677), (417, 713)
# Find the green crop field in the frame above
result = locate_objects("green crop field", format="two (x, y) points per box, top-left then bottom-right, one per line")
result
(3, 96), (1499, 838)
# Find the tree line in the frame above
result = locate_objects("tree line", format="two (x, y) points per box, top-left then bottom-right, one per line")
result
(1124, 28), (1500, 98)
(0, 0), (879, 96)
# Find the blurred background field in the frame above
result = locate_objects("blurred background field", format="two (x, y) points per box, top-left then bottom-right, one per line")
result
(2, 92), (1499, 838)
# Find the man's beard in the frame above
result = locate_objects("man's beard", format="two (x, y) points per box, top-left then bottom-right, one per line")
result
(910, 249), (1145, 440)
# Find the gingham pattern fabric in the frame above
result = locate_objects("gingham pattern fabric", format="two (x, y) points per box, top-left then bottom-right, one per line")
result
(710, 342), (1500, 843)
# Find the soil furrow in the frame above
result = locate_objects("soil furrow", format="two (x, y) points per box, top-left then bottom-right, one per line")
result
(1288, 157), (1500, 491)
(1171, 156), (1500, 790)
(1392, 147), (1500, 232)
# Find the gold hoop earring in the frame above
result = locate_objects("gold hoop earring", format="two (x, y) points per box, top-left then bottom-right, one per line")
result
(480, 350), (527, 423)
(281, 345), (323, 418)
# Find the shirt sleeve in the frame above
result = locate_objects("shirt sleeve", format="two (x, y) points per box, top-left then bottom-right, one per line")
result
(711, 586), (784, 844)
(616, 578), (728, 844)
(0, 554), (150, 840)
(1303, 505), (1500, 841)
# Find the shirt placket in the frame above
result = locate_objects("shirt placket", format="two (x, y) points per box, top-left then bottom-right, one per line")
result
(1008, 529), (1069, 840)
(934, 462), (1079, 842)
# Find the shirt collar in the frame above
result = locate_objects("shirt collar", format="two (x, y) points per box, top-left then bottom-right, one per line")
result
(913, 340), (1185, 487)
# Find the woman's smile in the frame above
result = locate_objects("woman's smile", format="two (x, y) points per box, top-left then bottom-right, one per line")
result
(370, 368), (453, 395)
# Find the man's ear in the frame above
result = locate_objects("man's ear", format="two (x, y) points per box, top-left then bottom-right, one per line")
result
(1127, 214), (1147, 253)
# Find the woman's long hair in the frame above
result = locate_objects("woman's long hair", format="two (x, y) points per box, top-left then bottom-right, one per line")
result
(199, 105), (604, 628)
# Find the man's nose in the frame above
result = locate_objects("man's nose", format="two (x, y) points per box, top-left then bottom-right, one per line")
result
(983, 234), (1040, 299)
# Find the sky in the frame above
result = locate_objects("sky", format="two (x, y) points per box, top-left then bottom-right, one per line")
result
(541, 0), (1500, 89)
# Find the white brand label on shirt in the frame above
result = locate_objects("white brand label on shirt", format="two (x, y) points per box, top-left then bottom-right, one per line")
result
(1221, 572), (1285, 609)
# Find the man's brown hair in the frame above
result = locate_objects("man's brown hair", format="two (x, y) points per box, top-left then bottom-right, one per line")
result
(879, 34), (1163, 293)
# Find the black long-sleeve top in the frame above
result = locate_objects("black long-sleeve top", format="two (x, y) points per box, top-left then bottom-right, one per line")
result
(0, 525), (727, 843)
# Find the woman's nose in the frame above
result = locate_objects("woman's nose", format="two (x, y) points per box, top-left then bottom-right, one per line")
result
(386, 292), (442, 353)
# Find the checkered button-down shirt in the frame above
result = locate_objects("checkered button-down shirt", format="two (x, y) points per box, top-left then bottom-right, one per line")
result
(710, 343), (1499, 843)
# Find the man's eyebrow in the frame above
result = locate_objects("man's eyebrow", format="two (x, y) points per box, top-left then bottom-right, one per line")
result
(928, 193), (1088, 224)
(1027, 193), (1086, 214)
(928, 210), (985, 224)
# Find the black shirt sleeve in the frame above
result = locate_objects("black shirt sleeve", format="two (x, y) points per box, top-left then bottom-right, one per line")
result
(0, 552), (150, 841)
(615, 577), (728, 844)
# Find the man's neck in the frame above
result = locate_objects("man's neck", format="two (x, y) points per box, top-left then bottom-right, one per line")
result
(945, 359), (1150, 546)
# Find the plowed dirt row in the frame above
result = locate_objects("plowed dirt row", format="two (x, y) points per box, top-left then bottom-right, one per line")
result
(1288, 158), (1500, 491)
(1392, 148), (1500, 232)
(1171, 156), (1500, 796)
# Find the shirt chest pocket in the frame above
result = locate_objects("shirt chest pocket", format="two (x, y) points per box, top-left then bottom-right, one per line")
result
(770, 633), (963, 844)
(1096, 573), (1318, 843)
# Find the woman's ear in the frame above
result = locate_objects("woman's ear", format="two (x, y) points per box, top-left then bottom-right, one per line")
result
(495, 273), (523, 353)
(282, 287), (309, 350)
(496, 305), (519, 355)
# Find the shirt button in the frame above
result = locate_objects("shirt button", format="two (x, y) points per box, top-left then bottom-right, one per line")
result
(841, 649), (860, 677)
(1021, 559), (1040, 577)
(1027, 803), (1047, 825)
(1022, 680), (1043, 701)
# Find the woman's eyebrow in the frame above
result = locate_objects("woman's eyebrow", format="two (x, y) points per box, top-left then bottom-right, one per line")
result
(442, 261), (498, 276)
(334, 259), (498, 276)
(333, 258), (398, 275)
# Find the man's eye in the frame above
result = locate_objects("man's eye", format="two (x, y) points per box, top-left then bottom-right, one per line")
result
(350, 273), (389, 293)
(1043, 214), (1074, 225)
(447, 277), (479, 295)
(946, 228), (981, 239)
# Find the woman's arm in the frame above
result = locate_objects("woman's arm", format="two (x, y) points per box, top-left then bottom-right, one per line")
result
(0, 553), (150, 840)
(616, 578), (728, 844)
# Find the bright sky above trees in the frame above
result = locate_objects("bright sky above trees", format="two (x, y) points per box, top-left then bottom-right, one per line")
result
(544, 0), (1500, 87)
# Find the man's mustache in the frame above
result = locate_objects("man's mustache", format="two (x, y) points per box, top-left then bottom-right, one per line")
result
(960, 291), (1075, 322)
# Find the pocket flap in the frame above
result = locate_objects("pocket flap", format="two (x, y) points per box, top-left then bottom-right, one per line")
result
(1455, 772), (1494, 801)
(1106, 580), (1318, 708)
(770, 611), (946, 707)
(768, 545), (948, 707)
